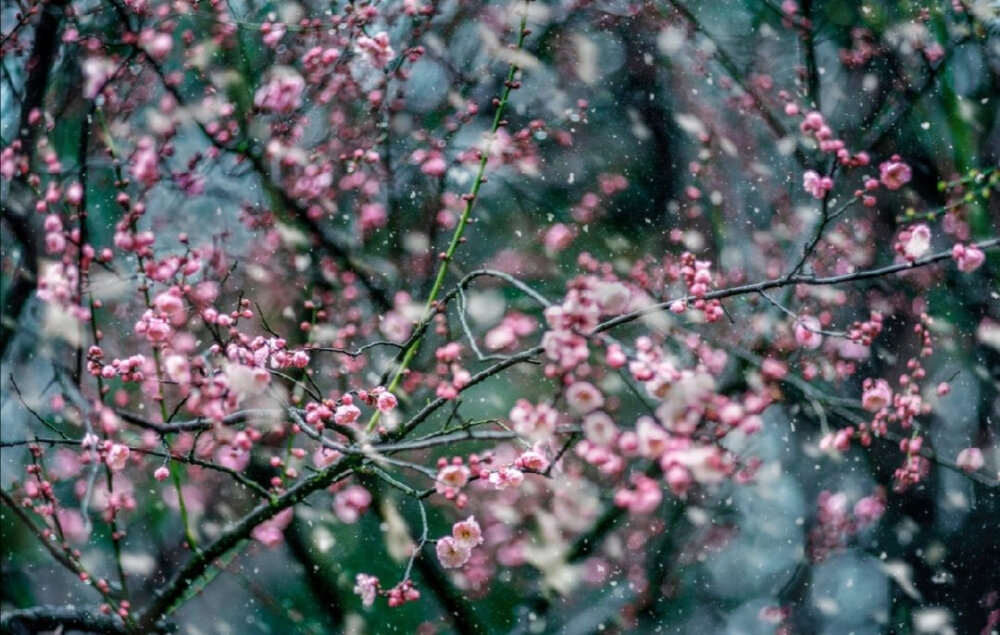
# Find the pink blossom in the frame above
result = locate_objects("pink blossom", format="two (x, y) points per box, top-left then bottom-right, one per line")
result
(509, 400), (558, 442)
(591, 280), (630, 315)
(900, 224), (931, 261)
(130, 136), (159, 188)
(665, 464), (692, 497)
(802, 170), (833, 199)
(487, 467), (524, 490)
(923, 42), (945, 63)
(356, 32), (395, 69)
(544, 223), (575, 254)
(154, 466), (170, 481)
(65, 182), (84, 205)
(853, 494), (885, 527)
(313, 447), (341, 468)
(436, 464), (471, 493)
(82, 58), (116, 99)
(794, 316), (823, 350)
(106, 443), (130, 472)
(955, 447), (984, 472)
(565, 381), (604, 414)
(334, 404), (362, 425)
(516, 450), (549, 472)
(636, 416), (669, 459)
(582, 411), (618, 447)
(376, 391), (398, 412)
(436, 536), (472, 568)
(952, 243), (985, 272)
(613, 474), (662, 514)
(215, 445), (250, 472)
(354, 574), (379, 607)
(420, 153), (448, 177)
(252, 508), (294, 547)
(360, 203), (387, 232)
(333, 485), (372, 523)
(451, 516), (484, 549)
(144, 32), (173, 60)
(253, 70), (305, 114)
(861, 379), (892, 412)
(56, 509), (92, 543)
(153, 288), (186, 325)
(879, 157), (912, 190)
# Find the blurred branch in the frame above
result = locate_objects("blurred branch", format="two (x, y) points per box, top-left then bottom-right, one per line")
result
(664, 0), (807, 165)
(0, 605), (148, 635)
(0, 0), (69, 361)
(799, 0), (820, 110)
(134, 460), (358, 630)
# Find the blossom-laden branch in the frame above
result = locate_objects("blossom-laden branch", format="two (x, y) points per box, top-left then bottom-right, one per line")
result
(594, 237), (999, 334)
(99, 236), (990, 629)
(133, 461), (357, 631)
(3, 0), (997, 632)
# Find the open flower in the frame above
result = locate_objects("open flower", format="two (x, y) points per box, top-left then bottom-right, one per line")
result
(879, 157), (912, 190)
(451, 516), (484, 549)
(106, 443), (130, 472)
(354, 574), (379, 607)
(900, 224), (931, 261)
(956, 448), (984, 472)
(794, 316), (823, 350)
(861, 379), (892, 412)
(436, 536), (471, 568)
(953, 243), (985, 273)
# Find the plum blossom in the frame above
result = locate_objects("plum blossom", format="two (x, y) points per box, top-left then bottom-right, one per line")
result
(861, 378), (892, 412)
(802, 170), (833, 199)
(487, 467), (525, 489)
(106, 443), (130, 472)
(376, 391), (398, 413)
(356, 32), (395, 69)
(333, 485), (372, 523)
(582, 411), (618, 447)
(952, 243), (985, 273)
(254, 69), (305, 114)
(451, 516), (484, 549)
(334, 403), (362, 425)
(436, 536), (472, 568)
(436, 464), (471, 494)
(794, 316), (823, 350)
(879, 156), (912, 190)
(515, 449), (549, 472)
(354, 574), (379, 607)
(613, 474), (662, 514)
(252, 508), (294, 547)
(956, 447), (984, 472)
(82, 58), (116, 99)
(544, 223), (575, 254)
(899, 224), (931, 261)
(509, 400), (558, 442)
(565, 381), (604, 414)
(130, 136), (159, 188)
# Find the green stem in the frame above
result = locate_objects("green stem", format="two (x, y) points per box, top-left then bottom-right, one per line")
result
(366, 5), (531, 433)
